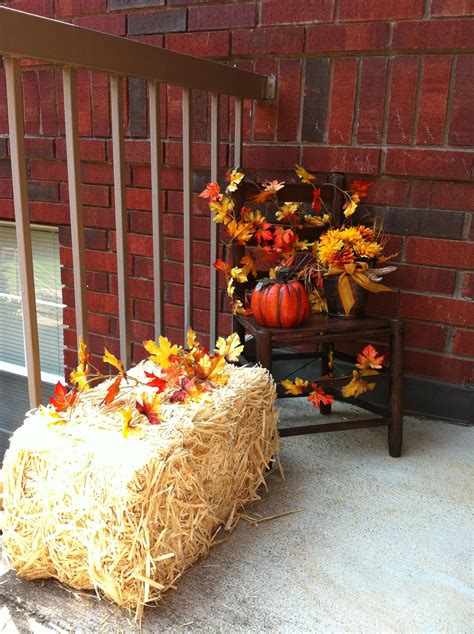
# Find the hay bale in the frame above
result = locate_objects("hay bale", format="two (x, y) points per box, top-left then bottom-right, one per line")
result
(1, 362), (278, 618)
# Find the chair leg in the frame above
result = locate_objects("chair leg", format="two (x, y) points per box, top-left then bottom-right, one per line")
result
(320, 342), (334, 416)
(388, 318), (404, 457)
(255, 332), (272, 372)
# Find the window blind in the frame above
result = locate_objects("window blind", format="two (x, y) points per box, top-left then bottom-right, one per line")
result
(0, 222), (65, 383)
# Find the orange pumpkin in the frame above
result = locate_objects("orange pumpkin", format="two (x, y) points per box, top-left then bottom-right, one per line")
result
(251, 278), (310, 328)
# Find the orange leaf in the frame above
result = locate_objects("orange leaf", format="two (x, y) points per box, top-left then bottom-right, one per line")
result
(144, 371), (167, 392)
(356, 344), (385, 371)
(49, 381), (78, 413)
(351, 179), (372, 199)
(250, 189), (274, 203)
(101, 376), (122, 405)
(307, 384), (334, 409)
(199, 182), (222, 202)
(213, 258), (232, 276)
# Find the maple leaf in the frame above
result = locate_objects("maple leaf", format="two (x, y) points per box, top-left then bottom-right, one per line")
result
(145, 371), (167, 393)
(136, 393), (162, 425)
(78, 338), (91, 368)
(281, 377), (309, 396)
(187, 327), (199, 350)
(351, 180), (372, 199)
(230, 267), (248, 283)
(250, 189), (275, 203)
(103, 348), (126, 376)
(102, 375), (122, 405)
(226, 277), (235, 297)
(195, 354), (229, 387)
(70, 367), (89, 392)
(231, 299), (252, 316)
(199, 182), (222, 202)
(213, 258), (232, 276)
(225, 219), (254, 245)
(341, 370), (377, 398)
(144, 336), (181, 368)
(254, 221), (273, 244)
(262, 179), (285, 193)
(273, 226), (297, 253)
(210, 196), (233, 224)
(295, 165), (315, 184)
(120, 406), (141, 438)
(312, 188), (322, 212)
(356, 344), (385, 371)
(240, 254), (257, 278)
(276, 202), (300, 225)
(214, 333), (244, 362)
(50, 381), (78, 413)
(343, 193), (359, 218)
(169, 376), (199, 404)
(307, 384), (335, 409)
(225, 168), (244, 192)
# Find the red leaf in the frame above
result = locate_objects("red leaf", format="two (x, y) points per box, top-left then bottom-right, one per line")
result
(199, 182), (222, 202)
(356, 344), (385, 371)
(312, 187), (322, 212)
(144, 371), (167, 393)
(49, 381), (78, 412)
(350, 180), (372, 199)
(213, 258), (232, 276)
(101, 376), (122, 405)
(307, 384), (335, 409)
(169, 377), (196, 403)
(136, 394), (162, 425)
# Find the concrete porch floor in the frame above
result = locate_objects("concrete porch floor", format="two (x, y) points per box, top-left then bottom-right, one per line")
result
(1, 401), (472, 633)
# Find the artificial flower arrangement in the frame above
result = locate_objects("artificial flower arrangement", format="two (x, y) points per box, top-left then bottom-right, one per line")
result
(200, 165), (396, 321)
(45, 330), (244, 436)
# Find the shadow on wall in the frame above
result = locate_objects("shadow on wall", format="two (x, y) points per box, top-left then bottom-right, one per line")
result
(0, 372), (53, 460)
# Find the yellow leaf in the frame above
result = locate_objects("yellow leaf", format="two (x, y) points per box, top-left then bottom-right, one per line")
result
(119, 406), (141, 438)
(226, 277), (236, 298)
(187, 327), (199, 349)
(230, 267), (248, 283)
(226, 219), (254, 245)
(226, 168), (245, 192)
(70, 367), (89, 391)
(281, 377), (309, 396)
(197, 354), (229, 386)
(343, 199), (358, 218)
(78, 338), (89, 368)
(341, 370), (376, 398)
(269, 267), (277, 280)
(214, 333), (244, 362)
(240, 254), (257, 278)
(103, 348), (126, 375)
(47, 409), (68, 427)
(295, 164), (315, 184)
(144, 337), (181, 368)
(210, 196), (234, 224)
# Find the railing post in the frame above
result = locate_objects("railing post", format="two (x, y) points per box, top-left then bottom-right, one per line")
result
(4, 56), (42, 407)
(149, 80), (164, 340)
(110, 74), (131, 368)
(182, 87), (193, 340)
(63, 67), (89, 349)
(209, 92), (220, 347)
(234, 97), (243, 168)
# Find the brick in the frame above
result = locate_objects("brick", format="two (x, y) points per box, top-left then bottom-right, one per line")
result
(338, 0), (424, 20)
(84, 207), (116, 229)
(404, 321), (447, 350)
(328, 57), (357, 145)
(400, 293), (474, 327)
(388, 264), (457, 295)
(30, 160), (68, 182)
(364, 177), (410, 206)
(406, 237), (474, 269)
(27, 181), (59, 203)
(91, 72), (110, 137)
(392, 19), (474, 50)
(109, 0), (164, 7)
(303, 146), (381, 174)
(56, 139), (106, 162)
(0, 179), (12, 198)
(60, 183), (110, 207)
(366, 290), (398, 317)
(22, 71), (40, 135)
(306, 22), (389, 52)
(62, 267), (108, 293)
(453, 329), (474, 356)
(128, 77), (147, 138)
(75, 69), (93, 136)
(449, 56), (474, 146)
(254, 60), (277, 142)
(384, 149), (473, 180)
(30, 201), (70, 224)
(60, 226), (108, 251)
(403, 350), (473, 384)
(166, 31), (230, 57)
(165, 142), (226, 168)
(37, 69), (58, 135)
(25, 137), (55, 158)
(8, 0), (54, 16)
(373, 206), (465, 239)
(262, 0), (334, 24)
(386, 57), (419, 144)
(277, 59), (302, 142)
(243, 145), (299, 170)
(73, 14), (126, 36)
(431, 0), (474, 16)
(357, 57), (388, 144)
(56, 0), (106, 18)
(0, 138), (7, 159)
(81, 163), (115, 185)
(0, 160), (11, 179)
(189, 3), (256, 31)
(416, 56), (451, 145)
(411, 181), (474, 211)
(462, 272), (474, 298)
(232, 27), (305, 56)
(301, 58), (330, 143)
(125, 187), (152, 211)
(128, 9), (186, 35)
(130, 211), (152, 234)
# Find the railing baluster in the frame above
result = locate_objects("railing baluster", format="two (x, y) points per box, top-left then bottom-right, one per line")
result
(148, 81), (164, 340)
(110, 75), (131, 368)
(209, 92), (220, 347)
(4, 57), (42, 407)
(182, 87), (193, 339)
(63, 67), (89, 350)
(234, 97), (243, 168)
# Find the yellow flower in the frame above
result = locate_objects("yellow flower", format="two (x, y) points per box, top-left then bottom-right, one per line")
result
(295, 165), (315, 184)
(144, 337), (181, 368)
(355, 240), (383, 260)
(316, 229), (345, 267)
(281, 377), (309, 396)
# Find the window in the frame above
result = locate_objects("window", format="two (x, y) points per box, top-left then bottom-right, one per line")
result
(0, 222), (65, 383)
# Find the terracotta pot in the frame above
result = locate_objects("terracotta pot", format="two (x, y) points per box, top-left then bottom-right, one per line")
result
(251, 278), (310, 328)
(323, 274), (368, 319)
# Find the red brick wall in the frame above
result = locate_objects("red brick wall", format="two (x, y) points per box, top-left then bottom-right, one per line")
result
(0, 0), (473, 385)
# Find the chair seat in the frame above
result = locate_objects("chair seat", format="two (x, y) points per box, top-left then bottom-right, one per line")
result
(237, 313), (392, 345)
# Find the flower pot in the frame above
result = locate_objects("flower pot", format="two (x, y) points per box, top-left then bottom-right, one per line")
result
(323, 274), (368, 319)
(251, 278), (310, 328)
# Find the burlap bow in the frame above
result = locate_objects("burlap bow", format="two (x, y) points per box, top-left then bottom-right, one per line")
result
(325, 261), (392, 315)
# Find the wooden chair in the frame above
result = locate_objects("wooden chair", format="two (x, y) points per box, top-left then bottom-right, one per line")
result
(229, 173), (404, 457)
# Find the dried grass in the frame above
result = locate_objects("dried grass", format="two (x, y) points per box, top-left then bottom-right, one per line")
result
(0, 362), (279, 620)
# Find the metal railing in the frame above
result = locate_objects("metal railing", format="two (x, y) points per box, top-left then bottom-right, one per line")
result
(0, 7), (274, 407)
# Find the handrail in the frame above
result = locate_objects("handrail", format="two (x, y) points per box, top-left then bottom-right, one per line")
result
(0, 7), (273, 99)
